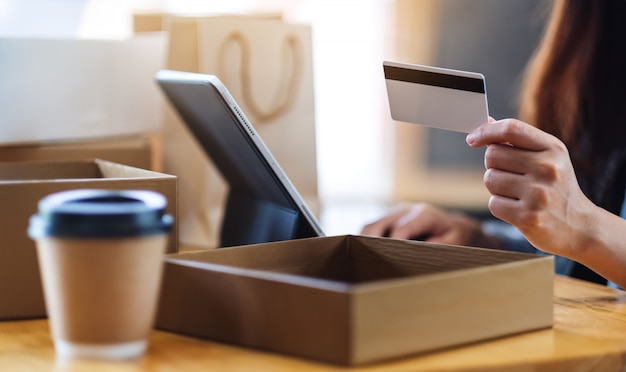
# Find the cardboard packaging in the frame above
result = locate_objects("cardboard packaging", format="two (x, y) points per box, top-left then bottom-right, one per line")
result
(0, 136), (158, 171)
(0, 159), (178, 320)
(156, 235), (554, 365)
(133, 11), (167, 33)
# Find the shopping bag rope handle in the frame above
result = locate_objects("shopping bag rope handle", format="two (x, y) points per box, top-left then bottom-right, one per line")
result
(217, 31), (303, 124)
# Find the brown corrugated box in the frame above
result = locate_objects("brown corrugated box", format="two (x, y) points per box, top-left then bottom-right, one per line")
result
(0, 136), (160, 171)
(0, 159), (178, 320)
(156, 235), (553, 365)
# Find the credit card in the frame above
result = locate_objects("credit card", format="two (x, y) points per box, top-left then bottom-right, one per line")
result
(383, 61), (489, 133)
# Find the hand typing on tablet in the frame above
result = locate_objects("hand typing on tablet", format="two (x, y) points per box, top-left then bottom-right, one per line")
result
(360, 202), (502, 249)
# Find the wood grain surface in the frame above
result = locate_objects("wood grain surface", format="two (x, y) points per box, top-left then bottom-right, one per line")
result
(1, 275), (625, 371)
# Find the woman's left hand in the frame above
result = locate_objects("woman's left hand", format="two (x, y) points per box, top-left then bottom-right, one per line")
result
(466, 119), (598, 258)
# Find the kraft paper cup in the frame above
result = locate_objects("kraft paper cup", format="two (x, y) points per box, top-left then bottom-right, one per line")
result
(28, 189), (173, 360)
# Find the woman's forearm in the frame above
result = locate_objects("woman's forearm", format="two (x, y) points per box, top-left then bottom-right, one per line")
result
(573, 205), (626, 288)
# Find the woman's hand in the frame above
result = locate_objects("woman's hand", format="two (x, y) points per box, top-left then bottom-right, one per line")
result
(360, 203), (502, 248)
(466, 119), (597, 256)
(465, 119), (626, 287)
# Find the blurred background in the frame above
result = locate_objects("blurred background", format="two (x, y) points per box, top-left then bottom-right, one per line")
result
(0, 0), (549, 239)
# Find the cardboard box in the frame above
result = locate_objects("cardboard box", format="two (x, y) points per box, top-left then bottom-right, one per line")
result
(0, 159), (178, 320)
(0, 136), (158, 171)
(133, 11), (166, 33)
(156, 235), (554, 365)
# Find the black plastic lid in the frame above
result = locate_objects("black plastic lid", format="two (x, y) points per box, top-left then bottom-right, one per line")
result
(28, 189), (173, 239)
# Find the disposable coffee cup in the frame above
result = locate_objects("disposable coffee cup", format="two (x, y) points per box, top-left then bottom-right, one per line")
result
(28, 189), (173, 360)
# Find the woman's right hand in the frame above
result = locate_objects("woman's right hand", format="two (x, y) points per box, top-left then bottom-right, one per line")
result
(360, 203), (501, 248)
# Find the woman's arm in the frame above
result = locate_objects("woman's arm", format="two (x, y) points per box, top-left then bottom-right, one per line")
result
(467, 119), (626, 287)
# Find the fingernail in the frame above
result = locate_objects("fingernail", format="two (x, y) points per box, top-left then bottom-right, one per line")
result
(466, 133), (475, 145)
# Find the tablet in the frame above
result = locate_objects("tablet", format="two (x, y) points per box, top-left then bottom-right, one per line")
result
(155, 70), (324, 247)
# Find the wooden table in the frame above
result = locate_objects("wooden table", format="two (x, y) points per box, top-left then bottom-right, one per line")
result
(2, 275), (626, 371)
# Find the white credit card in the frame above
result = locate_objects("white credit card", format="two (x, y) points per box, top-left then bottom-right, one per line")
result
(383, 61), (489, 133)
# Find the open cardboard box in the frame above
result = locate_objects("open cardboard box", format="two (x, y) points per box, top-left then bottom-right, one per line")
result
(0, 159), (178, 320)
(156, 235), (554, 365)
